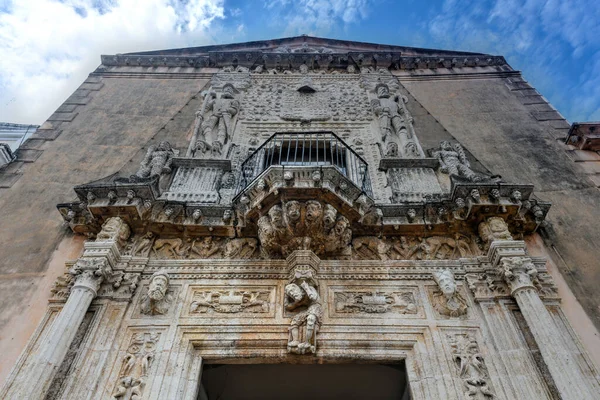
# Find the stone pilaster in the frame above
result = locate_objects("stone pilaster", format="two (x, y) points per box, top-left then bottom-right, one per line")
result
(488, 241), (600, 399)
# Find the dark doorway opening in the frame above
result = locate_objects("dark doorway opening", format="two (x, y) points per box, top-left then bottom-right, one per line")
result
(199, 363), (411, 400)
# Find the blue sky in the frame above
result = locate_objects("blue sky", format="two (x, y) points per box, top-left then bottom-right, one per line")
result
(0, 0), (598, 124)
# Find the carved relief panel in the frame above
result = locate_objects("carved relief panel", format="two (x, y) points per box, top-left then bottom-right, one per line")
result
(182, 286), (276, 317)
(328, 286), (423, 318)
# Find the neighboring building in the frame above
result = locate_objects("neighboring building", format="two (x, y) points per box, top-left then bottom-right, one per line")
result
(0, 36), (599, 399)
(0, 123), (38, 167)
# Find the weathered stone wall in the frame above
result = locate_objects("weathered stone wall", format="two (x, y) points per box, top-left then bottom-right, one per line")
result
(399, 75), (600, 330)
(0, 75), (209, 385)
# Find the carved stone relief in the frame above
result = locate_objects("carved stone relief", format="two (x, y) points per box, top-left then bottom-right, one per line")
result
(431, 270), (468, 318)
(352, 235), (480, 260)
(150, 236), (259, 260)
(332, 289), (418, 315)
(140, 270), (173, 316)
(96, 216), (131, 248)
(430, 141), (493, 183)
(478, 217), (513, 250)
(190, 287), (272, 314)
(127, 141), (175, 182)
(258, 201), (351, 258)
(447, 333), (496, 399)
(285, 265), (322, 355)
(113, 332), (160, 399)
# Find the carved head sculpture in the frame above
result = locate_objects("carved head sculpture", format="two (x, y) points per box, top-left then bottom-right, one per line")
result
(258, 215), (274, 237)
(406, 208), (417, 221)
(195, 139), (210, 153)
(285, 201), (302, 222)
(511, 190), (522, 203)
(222, 83), (236, 98)
(334, 216), (350, 236)
(222, 209), (233, 222)
(299, 64), (309, 74)
(192, 209), (202, 221)
(478, 217), (513, 248)
(148, 270), (169, 301)
(470, 189), (481, 203)
(440, 140), (453, 151)
(268, 205), (284, 228)
(157, 141), (171, 152)
(404, 142), (419, 157)
(433, 269), (457, 298)
(490, 189), (501, 201)
(347, 65), (356, 73)
(305, 201), (323, 223)
(455, 197), (466, 209)
(285, 283), (304, 303)
(323, 204), (338, 231)
(376, 83), (390, 98)
(385, 141), (399, 157)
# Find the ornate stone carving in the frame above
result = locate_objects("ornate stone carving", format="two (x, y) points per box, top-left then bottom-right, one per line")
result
(432, 270), (468, 318)
(96, 217), (131, 248)
(69, 257), (113, 293)
(50, 271), (75, 301)
(223, 238), (258, 259)
(129, 233), (155, 257)
(431, 141), (485, 182)
(131, 141), (174, 181)
(478, 217), (513, 249)
(371, 83), (421, 158)
(498, 257), (539, 295)
(352, 235), (479, 260)
(140, 270), (173, 315)
(190, 288), (270, 314)
(258, 202), (351, 258)
(285, 266), (322, 355)
(447, 333), (496, 399)
(113, 332), (160, 399)
(98, 272), (141, 300)
(198, 84), (239, 157)
(334, 290), (417, 314)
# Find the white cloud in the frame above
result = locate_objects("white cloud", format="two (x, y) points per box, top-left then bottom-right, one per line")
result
(0, 0), (225, 124)
(427, 0), (600, 122)
(265, 0), (372, 36)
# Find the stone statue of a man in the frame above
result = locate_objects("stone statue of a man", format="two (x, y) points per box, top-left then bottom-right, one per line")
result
(432, 269), (468, 317)
(140, 270), (172, 315)
(134, 141), (175, 180)
(285, 277), (322, 355)
(200, 84), (240, 156)
(432, 141), (481, 182)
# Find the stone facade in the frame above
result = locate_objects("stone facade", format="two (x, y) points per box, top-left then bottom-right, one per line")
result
(1, 36), (599, 399)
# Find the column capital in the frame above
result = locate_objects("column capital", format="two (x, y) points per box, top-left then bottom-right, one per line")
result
(70, 257), (113, 296)
(498, 256), (538, 295)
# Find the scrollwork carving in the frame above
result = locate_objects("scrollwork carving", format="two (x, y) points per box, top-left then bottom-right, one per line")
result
(190, 289), (270, 314)
(113, 332), (160, 399)
(448, 333), (496, 399)
(334, 291), (417, 314)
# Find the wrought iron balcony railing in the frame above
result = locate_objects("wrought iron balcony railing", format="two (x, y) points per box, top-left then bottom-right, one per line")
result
(236, 131), (373, 198)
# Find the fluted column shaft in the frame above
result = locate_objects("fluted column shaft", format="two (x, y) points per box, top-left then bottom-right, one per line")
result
(14, 270), (102, 398)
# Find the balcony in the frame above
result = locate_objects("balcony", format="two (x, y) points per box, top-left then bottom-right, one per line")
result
(236, 131), (373, 197)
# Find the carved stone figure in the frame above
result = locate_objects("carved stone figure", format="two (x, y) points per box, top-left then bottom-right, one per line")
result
(432, 141), (482, 182)
(130, 232), (154, 257)
(352, 235), (478, 260)
(285, 272), (322, 355)
(96, 217), (131, 248)
(113, 332), (160, 399)
(432, 269), (468, 317)
(140, 270), (172, 315)
(190, 237), (221, 258)
(199, 84), (240, 156)
(334, 290), (417, 314)
(224, 238), (258, 259)
(371, 83), (420, 158)
(134, 141), (174, 180)
(478, 217), (513, 249)
(448, 333), (496, 398)
(257, 202), (351, 258)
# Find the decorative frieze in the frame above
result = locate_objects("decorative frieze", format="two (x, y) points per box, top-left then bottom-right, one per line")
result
(189, 287), (272, 314)
(352, 235), (480, 260)
(332, 288), (418, 315)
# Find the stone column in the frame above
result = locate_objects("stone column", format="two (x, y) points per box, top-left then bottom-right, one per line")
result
(490, 241), (599, 399)
(15, 259), (110, 398)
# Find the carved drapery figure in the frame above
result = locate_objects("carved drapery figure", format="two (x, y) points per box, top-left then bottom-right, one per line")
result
(257, 201), (351, 258)
(133, 141), (174, 180)
(198, 84), (239, 157)
(113, 332), (160, 399)
(130, 232), (155, 257)
(140, 270), (172, 315)
(431, 141), (483, 182)
(448, 333), (496, 399)
(371, 83), (421, 158)
(478, 217), (513, 250)
(285, 270), (322, 355)
(223, 238), (258, 259)
(432, 269), (468, 317)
